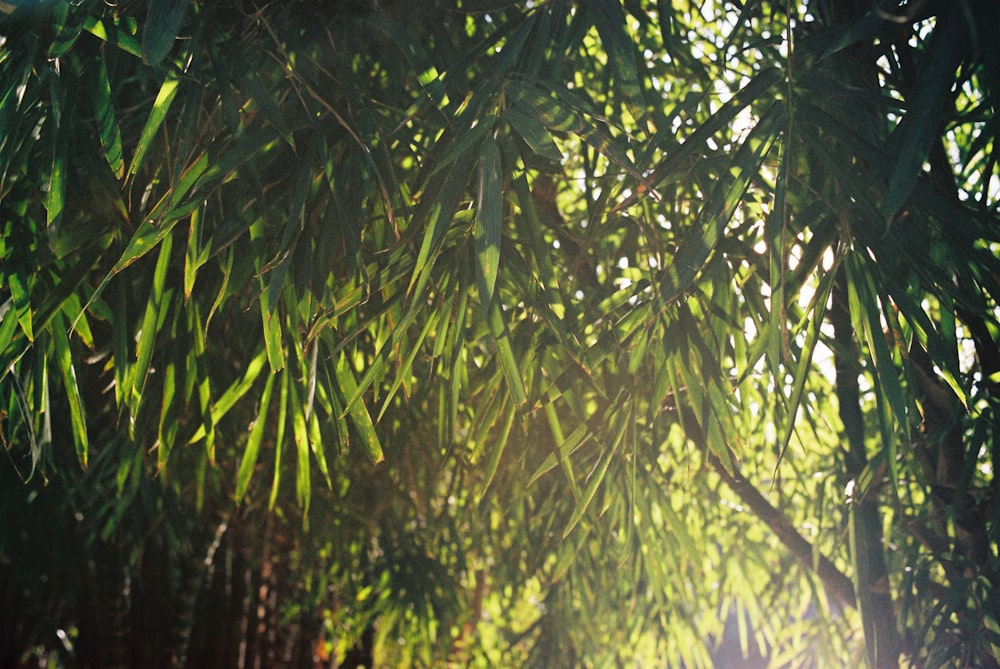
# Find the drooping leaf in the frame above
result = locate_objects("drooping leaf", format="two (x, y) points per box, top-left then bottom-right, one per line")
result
(658, 104), (781, 305)
(504, 107), (563, 163)
(475, 137), (503, 305)
(334, 352), (384, 463)
(591, 0), (645, 121)
(126, 74), (180, 182)
(235, 371), (274, 502)
(50, 312), (88, 467)
(485, 294), (528, 410)
(6, 271), (33, 343)
(95, 58), (125, 179)
(562, 404), (630, 539)
(883, 4), (969, 220)
(129, 232), (173, 418)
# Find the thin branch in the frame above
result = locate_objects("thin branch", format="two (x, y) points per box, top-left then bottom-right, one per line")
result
(708, 453), (857, 612)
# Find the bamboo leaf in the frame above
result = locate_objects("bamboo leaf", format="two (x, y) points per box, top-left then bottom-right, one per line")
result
(157, 355), (177, 469)
(883, 4), (969, 220)
(236, 64), (296, 148)
(83, 16), (143, 59)
(485, 295), (528, 409)
(130, 233), (173, 416)
(376, 296), (448, 422)
(528, 421), (589, 487)
(290, 380), (311, 514)
(659, 105), (780, 305)
(475, 137), (503, 305)
(95, 58), (125, 179)
(111, 282), (129, 410)
(142, 0), (191, 65)
(775, 266), (837, 468)
(407, 150), (474, 301)
(562, 407), (629, 539)
(334, 352), (384, 463)
(45, 113), (68, 237)
(269, 369), (289, 510)
(308, 409), (332, 490)
(477, 395), (517, 503)
(51, 312), (88, 467)
(592, 0), (645, 121)
(47, 3), (85, 58)
(260, 296), (285, 373)
(186, 302), (214, 463)
(183, 207), (210, 301)
(236, 367), (274, 503)
(188, 347), (269, 444)
(7, 271), (33, 343)
(846, 254), (906, 502)
(126, 74), (180, 182)
(504, 108), (563, 163)
(369, 14), (449, 110)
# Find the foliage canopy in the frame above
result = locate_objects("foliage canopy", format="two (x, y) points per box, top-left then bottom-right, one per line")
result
(2, 0), (1000, 666)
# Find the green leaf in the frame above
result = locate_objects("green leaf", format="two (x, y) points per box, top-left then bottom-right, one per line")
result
(142, 0), (191, 65)
(369, 14), (449, 111)
(188, 347), (269, 445)
(50, 312), (88, 467)
(83, 16), (143, 59)
(562, 405), (629, 538)
(528, 421), (589, 487)
(504, 108), (563, 163)
(269, 369), (290, 510)
(308, 409), (332, 490)
(95, 58), (125, 180)
(188, 303), (215, 464)
(334, 352), (384, 463)
(485, 295), (528, 409)
(475, 137), (503, 305)
(157, 355), (177, 469)
(129, 233), (173, 416)
(845, 254), (907, 501)
(882, 4), (968, 220)
(45, 90), (70, 237)
(659, 104), (781, 304)
(477, 395), (517, 503)
(126, 74), (180, 182)
(290, 380), (311, 514)
(47, 3), (86, 58)
(236, 65), (296, 148)
(592, 0), (645, 121)
(183, 207), (210, 301)
(7, 271), (33, 343)
(407, 149), (474, 301)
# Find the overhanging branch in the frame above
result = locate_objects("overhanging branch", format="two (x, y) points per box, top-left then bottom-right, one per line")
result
(708, 453), (858, 612)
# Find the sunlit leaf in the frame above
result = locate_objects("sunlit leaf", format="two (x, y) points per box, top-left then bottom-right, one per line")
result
(334, 352), (384, 463)
(126, 74), (180, 182)
(562, 404), (630, 539)
(50, 312), (87, 467)
(475, 137), (503, 305)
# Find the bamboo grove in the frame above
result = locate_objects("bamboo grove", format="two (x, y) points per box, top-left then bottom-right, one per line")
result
(1, 0), (999, 666)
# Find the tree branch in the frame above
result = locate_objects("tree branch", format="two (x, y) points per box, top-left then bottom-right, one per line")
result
(708, 454), (858, 612)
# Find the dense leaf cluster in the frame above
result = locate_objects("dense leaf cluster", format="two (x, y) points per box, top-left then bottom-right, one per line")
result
(2, 0), (999, 666)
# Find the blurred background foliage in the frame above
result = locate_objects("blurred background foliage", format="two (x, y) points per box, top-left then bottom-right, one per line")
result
(1, 0), (999, 666)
